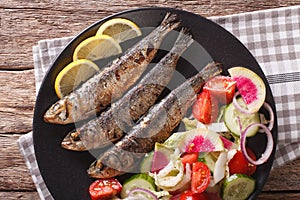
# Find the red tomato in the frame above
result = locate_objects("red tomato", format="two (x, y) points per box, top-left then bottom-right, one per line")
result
(89, 178), (122, 200)
(180, 190), (209, 200)
(203, 76), (236, 104)
(245, 148), (257, 176)
(228, 150), (248, 175)
(181, 152), (199, 167)
(191, 162), (210, 194)
(228, 148), (257, 176)
(192, 90), (219, 124)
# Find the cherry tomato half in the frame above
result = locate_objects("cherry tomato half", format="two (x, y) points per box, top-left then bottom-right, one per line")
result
(192, 90), (219, 124)
(181, 152), (199, 167)
(180, 190), (209, 200)
(228, 148), (257, 176)
(203, 76), (236, 104)
(191, 162), (211, 194)
(89, 178), (122, 200)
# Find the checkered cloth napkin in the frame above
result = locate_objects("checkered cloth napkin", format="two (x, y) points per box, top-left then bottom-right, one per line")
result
(18, 5), (300, 200)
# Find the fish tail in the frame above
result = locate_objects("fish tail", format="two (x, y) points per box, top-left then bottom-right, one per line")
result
(199, 62), (223, 82)
(160, 12), (181, 30)
(187, 62), (223, 94)
(171, 27), (193, 54)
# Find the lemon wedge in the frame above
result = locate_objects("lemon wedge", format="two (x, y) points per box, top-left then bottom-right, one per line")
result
(73, 35), (122, 61)
(55, 59), (100, 98)
(96, 18), (142, 43)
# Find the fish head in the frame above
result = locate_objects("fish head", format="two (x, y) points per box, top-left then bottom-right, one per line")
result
(61, 130), (87, 151)
(43, 98), (74, 124)
(87, 160), (123, 179)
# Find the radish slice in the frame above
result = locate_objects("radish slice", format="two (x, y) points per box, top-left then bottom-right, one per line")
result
(233, 92), (256, 114)
(240, 123), (274, 165)
(259, 102), (274, 132)
(228, 67), (266, 113)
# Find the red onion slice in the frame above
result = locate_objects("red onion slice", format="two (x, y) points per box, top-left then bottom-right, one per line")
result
(169, 193), (181, 200)
(259, 102), (274, 132)
(128, 188), (158, 200)
(233, 91), (256, 115)
(240, 123), (274, 165)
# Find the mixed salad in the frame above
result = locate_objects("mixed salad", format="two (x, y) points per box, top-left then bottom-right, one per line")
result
(88, 66), (274, 200)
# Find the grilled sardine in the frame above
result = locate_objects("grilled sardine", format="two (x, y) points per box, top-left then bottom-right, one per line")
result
(87, 62), (222, 178)
(61, 28), (193, 151)
(44, 13), (180, 124)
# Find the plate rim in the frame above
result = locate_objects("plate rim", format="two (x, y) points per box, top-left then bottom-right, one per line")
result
(33, 7), (278, 200)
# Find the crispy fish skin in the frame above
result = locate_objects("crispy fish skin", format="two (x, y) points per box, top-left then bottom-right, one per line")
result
(44, 13), (180, 124)
(87, 62), (223, 178)
(61, 28), (194, 151)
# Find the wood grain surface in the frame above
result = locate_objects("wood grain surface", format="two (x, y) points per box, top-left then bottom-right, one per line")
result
(1, 0), (299, 199)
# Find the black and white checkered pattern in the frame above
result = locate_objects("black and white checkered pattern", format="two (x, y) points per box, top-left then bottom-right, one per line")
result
(18, 5), (300, 199)
(33, 37), (73, 95)
(20, 37), (72, 200)
(210, 5), (300, 167)
(18, 132), (53, 200)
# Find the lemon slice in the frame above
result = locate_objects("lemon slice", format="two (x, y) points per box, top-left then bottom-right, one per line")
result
(55, 59), (100, 98)
(96, 18), (142, 43)
(73, 35), (122, 61)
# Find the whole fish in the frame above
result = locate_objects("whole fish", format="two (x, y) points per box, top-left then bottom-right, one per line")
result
(44, 13), (180, 124)
(61, 28), (193, 151)
(87, 62), (222, 178)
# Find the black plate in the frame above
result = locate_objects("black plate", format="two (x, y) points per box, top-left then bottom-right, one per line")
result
(33, 7), (277, 200)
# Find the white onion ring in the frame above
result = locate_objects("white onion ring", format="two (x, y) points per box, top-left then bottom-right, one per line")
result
(166, 163), (191, 193)
(240, 123), (274, 165)
(128, 188), (158, 200)
(233, 91), (256, 115)
(259, 102), (274, 132)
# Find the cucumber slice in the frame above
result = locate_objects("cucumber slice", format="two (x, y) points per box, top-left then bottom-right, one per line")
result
(140, 151), (154, 173)
(222, 174), (255, 200)
(224, 97), (260, 137)
(120, 173), (156, 198)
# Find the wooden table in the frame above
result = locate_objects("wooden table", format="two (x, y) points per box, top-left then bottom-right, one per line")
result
(1, 0), (300, 199)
